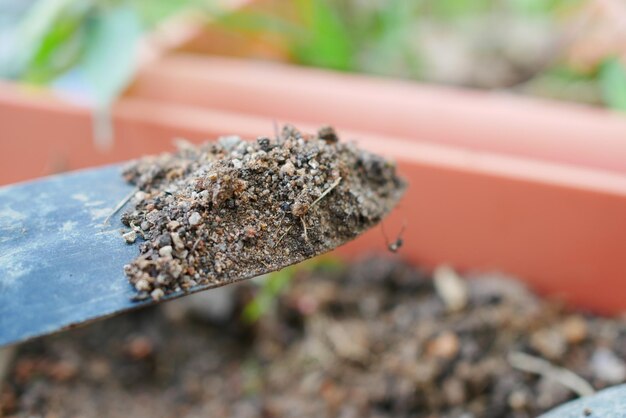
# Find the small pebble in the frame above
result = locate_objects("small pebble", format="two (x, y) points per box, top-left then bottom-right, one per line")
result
(530, 328), (567, 359)
(433, 265), (468, 312)
(126, 336), (154, 360)
(159, 245), (173, 258)
(590, 348), (626, 383)
(157, 234), (172, 248)
(280, 161), (296, 176)
(442, 377), (466, 405)
(318, 125), (339, 143)
(122, 230), (137, 244)
(170, 232), (184, 250)
(135, 279), (150, 292)
(188, 212), (202, 226)
(427, 331), (460, 359)
(508, 389), (529, 410)
(167, 220), (180, 231)
(561, 316), (588, 344)
(48, 361), (78, 382)
(150, 288), (165, 301)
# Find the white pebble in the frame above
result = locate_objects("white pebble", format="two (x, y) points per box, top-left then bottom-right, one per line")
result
(591, 348), (626, 383)
(188, 211), (202, 226)
(122, 230), (137, 244)
(433, 265), (468, 312)
(135, 278), (150, 291)
(134, 191), (147, 201)
(170, 232), (184, 250)
(158, 245), (173, 258)
(151, 288), (165, 301)
(280, 161), (296, 176)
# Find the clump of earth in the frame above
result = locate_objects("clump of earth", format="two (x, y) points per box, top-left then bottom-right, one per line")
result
(120, 125), (405, 300)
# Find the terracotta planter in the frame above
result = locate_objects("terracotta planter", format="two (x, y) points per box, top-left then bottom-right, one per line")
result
(2, 52), (626, 314)
(129, 55), (626, 315)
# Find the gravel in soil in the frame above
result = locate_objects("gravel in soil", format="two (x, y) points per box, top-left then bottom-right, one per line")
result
(2, 257), (626, 418)
(120, 125), (405, 301)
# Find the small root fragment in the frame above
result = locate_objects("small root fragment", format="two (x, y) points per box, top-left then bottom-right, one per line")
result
(103, 187), (138, 227)
(191, 238), (202, 253)
(301, 217), (309, 242)
(129, 222), (146, 239)
(275, 226), (293, 248)
(508, 351), (595, 397)
(311, 177), (342, 209)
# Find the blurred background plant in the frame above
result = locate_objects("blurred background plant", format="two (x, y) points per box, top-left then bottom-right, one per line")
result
(216, 0), (626, 110)
(0, 0), (219, 96)
(2, 0), (626, 112)
(0, 0), (226, 147)
(242, 256), (343, 324)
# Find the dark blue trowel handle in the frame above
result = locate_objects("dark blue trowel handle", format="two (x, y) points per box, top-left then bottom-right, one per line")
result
(0, 165), (151, 347)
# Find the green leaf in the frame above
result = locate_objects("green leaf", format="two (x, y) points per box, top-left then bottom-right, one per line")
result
(424, 0), (493, 19)
(81, 5), (143, 107)
(242, 267), (296, 323)
(80, 5), (143, 148)
(507, 0), (582, 15)
(241, 256), (342, 324)
(369, 0), (421, 77)
(216, 10), (302, 37)
(8, 0), (93, 81)
(378, 0), (414, 32)
(292, 0), (354, 71)
(24, 11), (89, 83)
(130, 0), (195, 27)
(599, 58), (626, 112)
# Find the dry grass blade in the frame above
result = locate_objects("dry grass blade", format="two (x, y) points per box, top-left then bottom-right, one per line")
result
(103, 187), (138, 226)
(311, 177), (342, 208)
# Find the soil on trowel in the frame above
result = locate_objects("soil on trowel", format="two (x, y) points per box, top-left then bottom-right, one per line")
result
(2, 257), (625, 418)
(120, 125), (405, 301)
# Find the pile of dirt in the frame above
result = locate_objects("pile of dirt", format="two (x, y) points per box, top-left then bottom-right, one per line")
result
(2, 257), (625, 418)
(120, 125), (405, 301)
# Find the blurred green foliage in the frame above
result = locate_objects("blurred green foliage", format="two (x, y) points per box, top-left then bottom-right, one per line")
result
(218, 0), (582, 75)
(242, 266), (297, 324)
(427, 0), (581, 17)
(0, 0), (224, 145)
(599, 58), (626, 112)
(291, 0), (354, 71)
(4, 0), (626, 112)
(217, 0), (626, 112)
(17, 0), (92, 83)
(242, 256), (343, 324)
(1, 0), (215, 108)
(82, 6), (142, 107)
